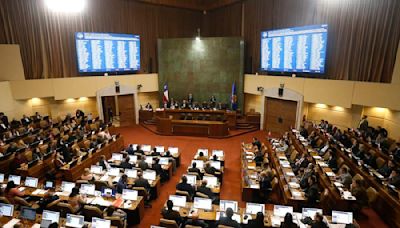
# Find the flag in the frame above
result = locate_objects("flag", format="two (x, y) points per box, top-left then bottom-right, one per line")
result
(231, 81), (238, 110)
(163, 83), (169, 105)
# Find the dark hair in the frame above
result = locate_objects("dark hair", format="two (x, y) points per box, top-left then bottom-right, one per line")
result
(254, 212), (264, 225)
(315, 212), (324, 221)
(181, 176), (187, 183)
(105, 206), (116, 216)
(199, 152), (204, 157)
(5, 181), (16, 193)
(283, 213), (294, 224)
(192, 162), (197, 168)
(48, 222), (59, 228)
(167, 199), (173, 210)
(69, 187), (80, 197)
(225, 207), (234, 218)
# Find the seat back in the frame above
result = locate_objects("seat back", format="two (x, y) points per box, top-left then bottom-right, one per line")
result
(185, 225), (202, 228)
(104, 216), (124, 228)
(289, 150), (298, 162)
(57, 202), (75, 217)
(82, 205), (103, 222)
(195, 192), (209, 198)
(376, 157), (386, 169)
(0, 153), (14, 173)
(353, 173), (364, 182)
(0, 196), (10, 204)
(366, 187), (378, 205)
(175, 190), (191, 201)
(159, 218), (179, 228)
(337, 157), (344, 168)
(13, 196), (30, 207)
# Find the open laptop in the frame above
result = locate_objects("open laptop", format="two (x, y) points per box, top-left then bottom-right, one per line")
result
(90, 165), (103, 174)
(210, 161), (221, 170)
(128, 155), (138, 164)
(191, 160), (204, 169)
(193, 197), (212, 210)
(0, 173), (4, 183)
(41, 210), (60, 228)
(125, 169), (138, 178)
(44, 180), (54, 189)
(80, 184), (96, 195)
(122, 189), (138, 201)
(19, 206), (36, 221)
(332, 210), (353, 224)
(92, 217), (111, 228)
(184, 174), (197, 186)
(159, 157), (169, 165)
(169, 195), (187, 208)
(155, 146), (165, 153)
(302, 208), (323, 219)
(216, 211), (241, 223)
(24, 176), (39, 188)
(145, 156), (154, 165)
(61, 181), (76, 193)
(197, 149), (209, 156)
(246, 203), (265, 215)
(0, 203), (14, 217)
(203, 176), (218, 188)
(108, 168), (120, 176)
(8, 175), (21, 185)
(219, 200), (238, 213)
(212, 150), (224, 157)
(65, 214), (85, 228)
(167, 147), (179, 155)
(143, 170), (157, 181)
(273, 205), (293, 217)
(142, 144), (151, 152)
(112, 153), (123, 161)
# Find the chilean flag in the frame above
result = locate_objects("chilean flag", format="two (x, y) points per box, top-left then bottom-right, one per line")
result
(231, 81), (238, 110)
(163, 83), (169, 104)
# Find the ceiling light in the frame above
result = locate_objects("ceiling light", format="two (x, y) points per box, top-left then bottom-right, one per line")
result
(45, 0), (86, 13)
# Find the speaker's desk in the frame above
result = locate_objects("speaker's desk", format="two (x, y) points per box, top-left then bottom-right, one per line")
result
(156, 118), (229, 138)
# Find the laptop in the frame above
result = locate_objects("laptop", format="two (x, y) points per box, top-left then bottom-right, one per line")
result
(125, 169), (138, 178)
(197, 149), (209, 156)
(145, 156), (154, 165)
(0, 173), (4, 183)
(90, 165), (103, 174)
(143, 170), (157, 181)
(168, 147), (179, 155)
(108, 168), (120, 176)
(92, 217), (111, 228)
(41, 210), (60, 228)
(112, 153), (123, 161)
(332, 210), (353, 224)
(61, 181), (76, 192)
(184, 174), (197, 186)
(65, 214), (85, 228)
(219, 200), (238, 213)
(191, 160), (204, 169)
(169, 195), (187, 207)
(212, 150), (224, 157)
(203, 176), (218, 188)
(246, 203), (266, 215)
(0, 203), (14, 217)
(24, 176), (39, 188)
(142, 144), (151, 152)
(159, 157), (169, 165)
(102, 188), (115, 197)
(122, 189), (138, 201)
(19, 206), (36, 221)
(302, 208), (323, 219)
(273, 205), (293, 217)
(80, 184), (95, 195)
(155, 146), (165, 153)
(128, 155), (138, 163)
(210, 161), (221, 170)
(193, 197), (212, 210)
(216, 211), (241, 223)
(8, 175), (21, 185)
(44, 181), (54, 189)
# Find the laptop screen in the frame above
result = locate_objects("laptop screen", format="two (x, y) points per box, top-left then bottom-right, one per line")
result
(92, 217), (111, 228)
(219, 200), (238, 213)
(273, 205), (293, 217)
(246, 203), (266, 215)
(20, 206), (36, 221)
(142, 145), (151, 152)
(143, 170), (156, 181)
(210, 161), (221, 170)
(61, 181), (76, 192)
(159, 157), (169, 165)
(169, 195), (187, 207)
(191, 160), (204, 169)
(193, 197), (212, 210)
(80, 184), (95, 195)
(42, 210), (60, 223)
(45, 181), (54, 189)
(212, 150), (224, 157)
(108, 168), (120, 176)
(197, 149), (208, 156)
(302, 208), (323, 219)
(8, 175), (21, 185)
(203, 176), (218, 188)
(0, 173), (4, 183)
(66, 214), (85, 228)
(24, 176), (38, 188)
(90, 165), (103, 174)
(155, 146), (165, 153)
(184, 174), (197, 186)
(125, 169), (138, 178)
(168, 147), (179, 155)
(0, 203), (14, 217)
(122, 189), (138, 201)
(112, 153), (123, 161)
(129, 155), (138, 163)
(332, 210), (353, 224)
(145, 156), (153, 165)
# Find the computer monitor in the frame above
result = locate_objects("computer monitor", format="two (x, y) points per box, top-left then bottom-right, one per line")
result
(102, 188), (115, 197)
(219, 200), (238, 213)
(246, 203), (266, 215)
(0, 173), (4, 183)
(112, 153), (123, 161)
(216, 211), (241, 223)
(158, 157), (169, 165)
(80, 184), (95, 195)
(191, 160), (204, 169)
(128, 155), (138, 163)
(155, 146), (165, 153)
(210, 161), (221, 170)
(169, 195), (187, 207)
(130, 144), (138, 150)
(108, 168), (120, 176)
(125, 169), (137, 178)
(8, 175), (21, 185)
(61, 181), (76, 192)
(24, 176), (38, 188)
(90, 165), (103, 174)
(44, 181), (54, 189)
(212, 150), (224, 157)
(197, 149), (208, 156)
(92, 217), (111, 228)
(193, 197), (212, 210)
(302, 208), (323, 219)
(20, 206), (36, 221)
(332, 210), (353, 224)
(145, 156), (153, 165)
(273, 205), (293, 217)
(122, 189), (138, 201)
(0, 203), (14, 217)
(143, 170), (156, 181)
(42, 210), (60, 224)
(203, 176), (218, 188)
(142, 144), (151, 152)
(168, 147), (179, 155)
(66, 214), (85, 228)
(184, 174), (197, 186)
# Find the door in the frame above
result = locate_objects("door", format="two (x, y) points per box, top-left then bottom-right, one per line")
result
(264, 97), (297, 135)
(118, 94), (136, 126)
(102, 96), (116, 124)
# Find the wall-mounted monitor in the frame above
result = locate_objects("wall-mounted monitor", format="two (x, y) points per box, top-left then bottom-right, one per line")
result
(261, 24), (328, 74)
(75, 32), (140, 74)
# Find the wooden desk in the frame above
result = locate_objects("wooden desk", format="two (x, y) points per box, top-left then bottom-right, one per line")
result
(157, 118), (229, 138)
(16, 152), (55, 178)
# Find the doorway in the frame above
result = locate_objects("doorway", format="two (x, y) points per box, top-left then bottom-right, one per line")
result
(264, 97), (297, 135)
(101, 96), (116, 124)
(118, 94), (136, 127)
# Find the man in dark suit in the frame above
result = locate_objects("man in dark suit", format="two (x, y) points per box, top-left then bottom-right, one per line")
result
(204, 162), (218, 176)
(305, 176), (319, 207)
(176, 176), (195, 198)
(0, 112), (9, 127)
(119, 156), (133, 169)
(252, 137), (261, 151)
(10, 118), (21, 129)
(197, 180), (219, 204)
(134, 171), (151, 191)
(116, 175), (129, 194)
(126, 144), (135, 155)
(218, 208), (241, 228)
(389, 169), (400, 188)
(138, 156), (149, 170)
(188, 93), (194, 106)
(161, 200), (182, 225)
(20, 114), (31, 126)
(134, 145), (144, 155)
(362, 151), (377, 169)
(188, 162), (201, 176)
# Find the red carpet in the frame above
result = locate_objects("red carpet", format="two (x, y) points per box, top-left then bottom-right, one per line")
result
(114, 125), (388, 228)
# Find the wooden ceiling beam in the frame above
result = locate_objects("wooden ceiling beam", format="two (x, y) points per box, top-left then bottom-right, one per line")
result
(135, 0), (242, 11)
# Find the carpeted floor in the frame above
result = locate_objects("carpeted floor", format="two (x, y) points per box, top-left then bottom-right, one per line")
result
(114, 125), (388, 228)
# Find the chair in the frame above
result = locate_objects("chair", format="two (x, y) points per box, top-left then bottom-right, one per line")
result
(187, 172), (201, 181)
(105, 216), (125, 228)
(46, 199), (62, 211)
(56, 202), (76, 217)
(82, 205), (103, 222)
(353, 173), (364, 182)
(159, 218), (179, 228)
(195, 192), (209, 199)
(185, 225), (202, 228)
(94, 180), (110, 191)
(218, 225), (234, 228)
(175, 190), (191, 201)
(0, 197), (10, 204)
(376, 157), (386, 169)
(0, 153), (14, 173)
(289, 150), (298, 162)
(14, 196), (31, 207)
(337, 157), (345, 168)
(366, 187), (378, 206)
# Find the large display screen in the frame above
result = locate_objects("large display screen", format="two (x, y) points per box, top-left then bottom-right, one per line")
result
(261, 24), (328, 74)
(75, 32), (140, 73)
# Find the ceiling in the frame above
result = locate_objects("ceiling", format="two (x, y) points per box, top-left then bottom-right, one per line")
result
(135, 0), (242, 11)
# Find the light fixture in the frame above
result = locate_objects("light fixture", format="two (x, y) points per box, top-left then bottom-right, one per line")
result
(31, 97), (41, 105)
(45, 0), (87, 13)
(195, 28), (201, 41)
(257, 86), (264, 92)
(66, 98), (75, 103)
(333, 106), (344, 111)
(79, 97), (88, 101)
(315, 103), (327, 108)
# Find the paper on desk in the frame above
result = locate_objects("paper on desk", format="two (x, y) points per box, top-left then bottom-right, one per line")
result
(31, 224), (41, 228)
(100, 175), (109, 181)
(32, 189), (48, 195)
(18, 187), (25, 192)
(3, 219), (20, 228)
(250, 184), (260, 189)
(313, 156), (322, 160)
(55, 191), (70, 197)
(334, 182), (343, 187)
(91, 197), (112, 207)
(326, 172), (336, 177)
(286, 172), (295, 176)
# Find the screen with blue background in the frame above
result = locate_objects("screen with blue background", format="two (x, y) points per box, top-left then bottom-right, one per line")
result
(261, 24), (328, 74)
(75, 32), (140, 73)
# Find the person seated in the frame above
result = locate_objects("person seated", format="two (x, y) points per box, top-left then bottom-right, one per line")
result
(197, 180), (219, 203)
(152, 158), (168, 182)
(300, 164), (315, 189)
(116, 174), (130, 194)
(204, 162), (218, 176)
(68, 187), (85, 212)
(6, 142), (19, 154)
(197, 152), (208, 162)
(21, 114), (31, 126)
(280, 213), (298, 228)
(218, 207), (241, 228)
(32, 147), (43, 161)
(10, 151), (28, 173)
(259, 170), (273, 201)
(138, 156), (149, 171)
(80, 168), (94, 181)
(134, 171), (151, 192)
(188, 162), (201, 176)
(304, 176), (319, 207)
(48, 223), (59, 228)
(185, 211), (209, 227)
(252, 137), (261, 151)
(318, 141), (330, 156)
(103, 206), (126, 220)
(181, 100), (189, 109)
(99, 155), (111, 170)
(133, 145), (144, 155)
(4, 181), (26, 204)
(351, 179), (368, 218)
(247, 211), (265, 228)
(337, 167), (352, 189)
(378, 160), (395, 178)
(311, 213), (328, 228)
(145, 102), (153, 111)
(150, 147), (159, 156)
(325, 150), (338, 172)
(126, 144), (135, 155)
(254, 148), (264, 166)
(388, 169), (400, 188)
(120, 156), (133, 169)
(176, 176), (195, 198)
(293, 155), (312, 174)
(161, 200), (182, 225)
(362, 151), (377, 169)
(37, 189), (60, 213)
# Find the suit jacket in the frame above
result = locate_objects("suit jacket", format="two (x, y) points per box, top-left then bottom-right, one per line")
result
(139, 160), (149, 170)
(21, 117), (31, 126)
(197, 186), (214, 199)
(176, 182), (195, 196)
(161, 208), (182, 224)
(305, 183), (319, 205)
(116, 180), (127, 194)
(188, 167), (201, 176)
(119, 161), (133, 169)
(218, 217), (241, 228)
(134, 177), (150, 190)
(205, 166), (217, 175)
(351, 186), (368, 207)
(389, 175), (400, 188)
(311, 221), (328, 228)
(247, 219), (265, 228)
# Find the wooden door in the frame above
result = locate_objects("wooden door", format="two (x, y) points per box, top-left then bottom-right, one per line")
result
(118, 94), (136, 126)
(264, 97), (297, 135)
(102, 96), (116, 124)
